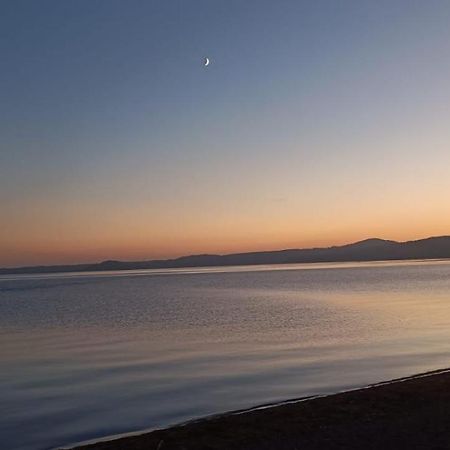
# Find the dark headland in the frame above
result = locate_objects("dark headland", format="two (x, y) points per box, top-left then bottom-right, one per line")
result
(2, 235), (450, 275)
(69, 369), (450, 450)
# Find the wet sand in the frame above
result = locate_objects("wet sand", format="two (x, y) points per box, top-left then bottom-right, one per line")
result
(71, 368), (450, 450)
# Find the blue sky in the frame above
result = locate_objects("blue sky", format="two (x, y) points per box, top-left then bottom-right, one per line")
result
(2, 1), (450, 266)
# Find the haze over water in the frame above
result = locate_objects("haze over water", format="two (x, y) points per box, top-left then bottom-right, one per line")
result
(1, 260), (449, 450)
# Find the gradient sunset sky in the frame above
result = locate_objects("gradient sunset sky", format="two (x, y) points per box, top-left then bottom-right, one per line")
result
(2, 1), (450, 267)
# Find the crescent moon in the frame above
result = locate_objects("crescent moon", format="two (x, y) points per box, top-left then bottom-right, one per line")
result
(204, 57), (210, 67)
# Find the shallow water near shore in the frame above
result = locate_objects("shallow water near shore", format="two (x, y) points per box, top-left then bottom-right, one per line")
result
(1, 260), (450, 450)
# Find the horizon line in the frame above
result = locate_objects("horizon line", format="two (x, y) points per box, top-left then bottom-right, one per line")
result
(2, 234), (450, 273)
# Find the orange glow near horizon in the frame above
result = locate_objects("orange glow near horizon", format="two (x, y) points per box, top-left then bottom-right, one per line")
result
(3, 152), (450, 267)
(2, 212), (450, 267)
(3, 155), (450, 267)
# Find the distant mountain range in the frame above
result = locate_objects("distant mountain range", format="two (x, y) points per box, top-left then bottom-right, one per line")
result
(1, 236), (450, 275)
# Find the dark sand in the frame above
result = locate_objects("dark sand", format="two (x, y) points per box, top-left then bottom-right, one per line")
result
(72, 369), (450, 450)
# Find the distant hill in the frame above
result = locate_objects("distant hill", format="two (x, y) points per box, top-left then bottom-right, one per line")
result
(1, 236), (450, 275)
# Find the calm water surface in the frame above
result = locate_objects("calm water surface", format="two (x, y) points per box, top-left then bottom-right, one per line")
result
(1, 260), (449, 450)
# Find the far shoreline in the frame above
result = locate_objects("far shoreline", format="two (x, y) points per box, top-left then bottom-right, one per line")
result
(3, 258), (450, 281)
(3, 235), (450, 276)
(66, 367), (450, 450)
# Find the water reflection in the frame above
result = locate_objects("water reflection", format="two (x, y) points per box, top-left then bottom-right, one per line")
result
(0, 260), (449, 450)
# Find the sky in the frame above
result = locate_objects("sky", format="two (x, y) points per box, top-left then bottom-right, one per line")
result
(1, 0), (450, 267)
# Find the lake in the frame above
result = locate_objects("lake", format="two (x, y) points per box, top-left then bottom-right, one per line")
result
(1, 260), (449, 450)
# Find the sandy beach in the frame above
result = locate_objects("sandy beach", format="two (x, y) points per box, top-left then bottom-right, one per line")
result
(70, 368), (450, 450)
